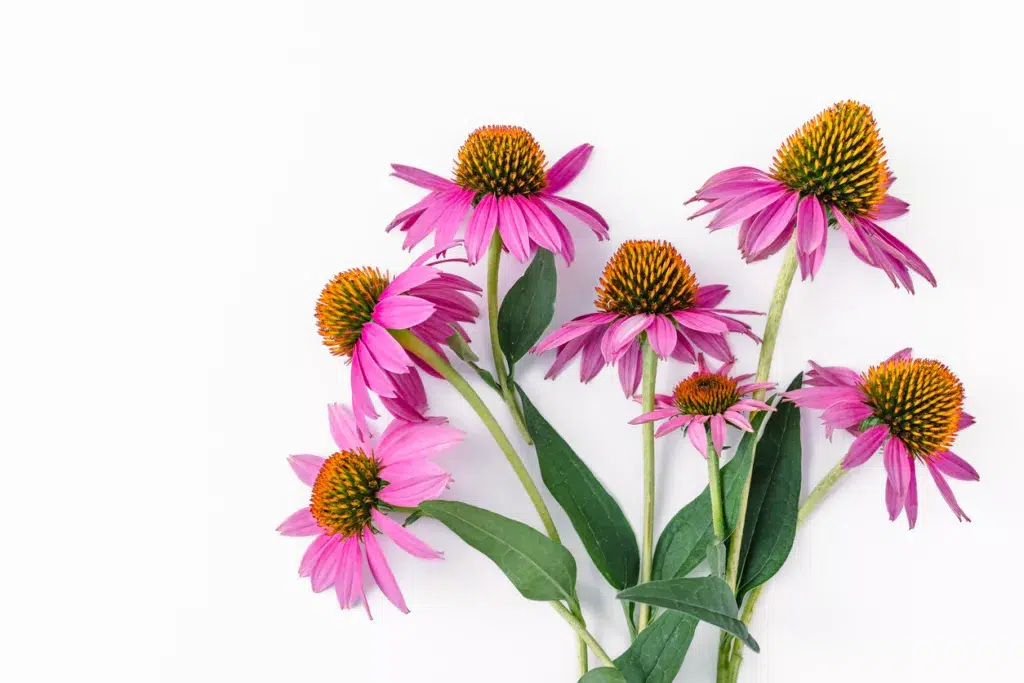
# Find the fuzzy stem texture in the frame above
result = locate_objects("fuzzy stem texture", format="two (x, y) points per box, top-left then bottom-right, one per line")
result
(636, 341), (660, 632)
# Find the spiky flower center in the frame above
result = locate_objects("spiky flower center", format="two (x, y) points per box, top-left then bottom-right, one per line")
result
(861, 358), (963, 457)
(315, 267), (391, 358)
(673, 373), (741, 416)
(453, 125), (548, 197)
(770, 101), (891, 217)
(594, 240), (698, 315)
(310, 450), (382, 537)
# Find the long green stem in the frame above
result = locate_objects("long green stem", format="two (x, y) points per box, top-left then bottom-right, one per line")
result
(718, 239), (798, 683)
(724, 459), (850, 681)
(391, 328), (588, 672)
(636, 341), (660, 633)
(550, 602), (616, 668)
(706, 430), (726, 543)
(485, 231), (533, 444)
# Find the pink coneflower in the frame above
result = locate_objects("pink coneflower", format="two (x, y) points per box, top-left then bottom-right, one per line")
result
(532, 240), (760, 396)
(277, 404), (462, 616)
(785, 349), (977, 527)
(388, 125), (608, 265)
(315, 245), (480, 425)
(630, 355), (774, 456)
(688, 101), (935, 292)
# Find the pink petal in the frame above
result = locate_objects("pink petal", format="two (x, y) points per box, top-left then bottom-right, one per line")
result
(958, 412), (976, 430)
(616, 341), (643, 397)
(579, 329), (608, 382)
(387, 194), (435, 232)
(520, 197), (564, 255)
(334, 536), (365, 611)
(288, 454), (326, 486)
(925, 461), (971, 522)
(747, 191), (800, 256)
(355, 343), (397, 398)
(694, 285), (728, 309)
(784, 386), (865, 410)
(299, 533), (332, 577)
(373, 294), (436, 330)
(349, 355), (379, 422)
(706, 185), (790, 230)
(541, 195), (609, 239)
(545, 143), (593, 194)
(687, 423), (709, 458)
(795, 195), (826, 279)
(534, 319), (606, 354)
(311, 535), (344, 592)
(363, 529), (409, 613)
(655, 413), (693, 438)
(682, 329), (732, 363)
(710, 414), (726, 454)
(277, 507), (321, 536)
(842, 424), (888, 469)
(673, 310), (730, 334)
(723, 410), (753, 431)
(360, 322), (413, 374)
(372, 509), (442, 559)
(378, 473), (452, 507)
(602, 314), (655, 360)
(543, 332), (589, 379)
(820, 400), (874, 430)
(905, 461), (919, 529)
(497, 197), (530, 262)
(872, 194), (910, 220)
(390, 164), (456, 191)
(883, 438), (912, 499)
(377, 422), (463, 466)
(630, 407), (679, 425)
(533, 198), (575, 265)
(465, 194), (498, 265)
(931, 451), (979, 481)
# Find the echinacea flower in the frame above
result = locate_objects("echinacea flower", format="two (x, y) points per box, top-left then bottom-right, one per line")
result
(630, 355), (774, 456)
(533, 240), (760, 396)
(688, 101), (935, 292)
(389, 125), (608, 265)
(277, 404), (463, 616)
(315, 245), (480, 425)
(785, 349), (977, 527)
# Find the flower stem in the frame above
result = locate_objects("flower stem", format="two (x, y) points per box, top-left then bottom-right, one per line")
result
(550, 601), (616, 669)
(486, 231), (533, 445)
(724, 459), (850, 681)
(636, 340), (660, 633)
(706, 430), (726, 543)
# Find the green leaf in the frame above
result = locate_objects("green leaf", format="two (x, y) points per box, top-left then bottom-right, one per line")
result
(401, 508), (424, 527)
(497, 248), (557, 364)
(469, 362), (500, 392)
(579, 668), (627, 683)
(614, 612), (698, 683)
(617, 577), (760, 652)
(736, 374), (803, 597)
(445, 328), (480, 363)
(652, 409), (770, 580)
(419, 500), (576, 603)
(706, 540), (726, 579)
(518, 387), (640, 591)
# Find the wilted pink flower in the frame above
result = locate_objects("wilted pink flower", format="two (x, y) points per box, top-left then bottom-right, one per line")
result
(389, 125), (607, 265)
(533, 240), (760, 396)
(785, 348), (977, 527)
(688, 101), (935, 292)
(277, 404), (462, 617)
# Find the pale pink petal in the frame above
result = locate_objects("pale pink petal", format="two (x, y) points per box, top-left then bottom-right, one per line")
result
(617, 341), (643, 397)
(925, 461), (971, 522)
(602, 314), (655, 360)
(673, 310), (730, 334)
(378, 473), (452, 507)
(465, 194), (498, 265)
(723, 410), (753, 431)
(348, 358), (379, 422)
(372, 509), (442, 559)
(355, 343), (397, 398)
(630, 407), (679, 425)
(694, 285), (728, 309)
(497, 197), (530, 261)
(541, 195), (609, 239)
(820, 400), (875, 430)
(277, 507), (321, 536)
(655, 413), (693, 437)
(931, 451), (979, 481)
(545, 143), (593, 194)
(691, 166), (771, 195)
(326, 403), (366, 451)
(373, 294), (436, 330)
(299, 533), (332, 577)
(872, 194), (910, 220)
(883, 438), (912, 500)
(377, 422), (463, 466)
(288, 454), (326, 487)
(390, 164), (457, 191)
(688, 423), (709, 458)
(311, 535), (344, 592)
(906, 460), (919, 529)
(706, 185), (789, 230)
(363, 529), (409, 613)
(360, 322), (413, 374)
(842, 424), (889, 468)
(334, 536), (364, 611)
(710, 415), (727, 454)
(784, 386), (865, 410)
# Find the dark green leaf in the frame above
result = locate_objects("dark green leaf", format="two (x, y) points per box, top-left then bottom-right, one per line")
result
(737, 374), (803, 597)
(445, 328), (479, 363)
(706, 540), (726, 579)
(497, 249), (557, 364)
(401, 508), (424, 527)
(518, 388), (639, 591)
(579, 668), (627, 683)
(469, 362), (500, 392)
(652, 409), (770, 580)
(614, 612), (698, 683)
(419, 500), (576, 602)
(617, 577), (759, 652)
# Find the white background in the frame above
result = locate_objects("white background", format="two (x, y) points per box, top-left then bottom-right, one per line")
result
(2, 1), (1020, 681)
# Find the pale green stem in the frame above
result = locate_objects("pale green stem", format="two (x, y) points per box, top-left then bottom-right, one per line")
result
(390, 328), (588, 673)
(706, 429), (726, 543)
(636, 341), (660, 633)
(718, 239), (798, 683)
(550, 602), (616, 669)
(724, 460), (850, 682)
(486, 231), (533, 445)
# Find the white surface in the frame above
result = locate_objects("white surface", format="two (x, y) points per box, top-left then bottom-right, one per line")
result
(2, 1), (1020, 681)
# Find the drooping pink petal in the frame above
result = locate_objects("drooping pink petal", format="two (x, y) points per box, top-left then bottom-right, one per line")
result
(866, 222), (937, 287)
(349, 355), (379, 421)
(402, 191), (463, 249)
(820, 400), (874, 430)
(288, 454), (326, 487)
(688, 423), (709, 458)
(520, 197), (564, 256)
(378, 473), (452, 507)
(883, 438), (912, 500)
(390, 164), (457, 191)
(311, 535), (344, 592)
(795, 195), (826, 279)
(465, 194), (498, 265)
(691, 166), (771, 196)
(360, 322), (413, 374)
(334, 536), (364, 611)
(832, 208), (873, 262)
(617, 341), (643, 397)
(748, 191), (800, 256)
(387, 193), (436, 232)
(682, 329), (733, 363)
(542, 195), (610, 239)
(672, 310), (730, 334)
(806, 361), (863, 388)
(355, 343), (397, 398)
(380, 459), (447, 486)
(736, 381), (776, 395)
(496, 196), (531, 261)
(533, 198), (575, 265)
(646, 315), (678, 358)
(706, 185), (790, 230)
(931, 451), (980, 481)
(373, 294), (436, 330)
(630, 407), (679, 425)
(905, 460), (919, 529)
(872, 194), (910, 220)
(671, 331), (697, 364)
(842, 424), (889, 468)
(710, 415), (727, 454)
(925, 461), (971, 522)
(534, 318), (609, 354)
(277, 507), (321, 536)
(579, 329), (608, 382)
(543, 332), (590, 379)
(377, 422), (463, 466)
(602, 314), (655, 360)
(784, 386), (865, 410)
(885, 477), (903, 521)
(372, 509), (442, 559)
(545, 143), (593, 194)
(694, 285), (728, 309)
(958, 412), (976, 430)
(723, 410), (753, 431)
(655, 413), (693, 437)
(362, 529), (409, 613)
(299, 533), (333, 578)
(327, 403), (366, 452)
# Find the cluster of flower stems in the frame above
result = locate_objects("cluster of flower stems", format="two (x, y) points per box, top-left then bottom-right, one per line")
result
(392, 234), (846, 681)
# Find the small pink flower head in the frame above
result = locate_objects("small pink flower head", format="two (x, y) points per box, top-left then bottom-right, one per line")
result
(388, 125), (608, 265)
(277, 404), (463, 617)
(532, 240), (761, 396)
(630, 355), (775, 456)
(315, 245), (480, 426)
(688, 101), (935, 292)
(785, 348), (978, 528)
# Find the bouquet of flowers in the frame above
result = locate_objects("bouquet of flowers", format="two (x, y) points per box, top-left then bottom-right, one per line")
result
(277, 102), (977, 682)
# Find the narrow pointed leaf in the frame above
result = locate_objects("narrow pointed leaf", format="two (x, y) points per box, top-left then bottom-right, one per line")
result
(498, 248), (557, 363)
(446, 328), (480, 363)
(737, 374), (803, 597)
(617, 577), (760, 652)
(613, 612), (698, 683)
(419, 500), (576, 602)
(519, 387), (640, 591)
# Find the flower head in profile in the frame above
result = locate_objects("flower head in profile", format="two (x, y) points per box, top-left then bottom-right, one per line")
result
(277, 404), (462, 617)
(688, 101), (935, 292)
(532, 240), (761, 396)
(389, 125), (608, 265)
(630, 355), (774, 456)
(785, 349), (977, 527)
(315, 245), (480, 425)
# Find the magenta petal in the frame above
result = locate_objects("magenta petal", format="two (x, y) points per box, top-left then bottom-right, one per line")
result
(820, 400), (874, 430)
(905, 460), (919, 529)
(872, 193), (910, 220)
(931, 451), (979, 481)
(647, 315), (678, 358)
(673, 310), (730, 334)
(362, 529), (409, 613)
(534, 319), (606, 354)
(578, 329), (607, 382)
(545, 143), (593, 194)
(630, 407), (679, 425)
(334, 536), (364, 610)
(277, 507), (321, 536)
(694, 285), (728, 309)
(710, 414), (726, 454)
(327, 403), (365, 451)
(617, 341), (643, 397)
(958, 412), (976, 430)
(288, 454), (326, 487)
(390, 164), (456, 191)
(749, 192), (800, 256)
(465, 194), (498, 265)
(655, 414), (692, 437)
(706, 185), (789, 230)
(496, 197), (530, 261)
(372, 509), (442, 559)
(299, 533), (332, 577)
(360, 322), (413, 373)
(311, 535), (344, 592)
(883, 438), (912, 498)
(373, 294), (436, 330)
(542, 195), (609, 239)
(602, 314), (654, 360)
(682, 329), (732, 363)
(378, 422), (463, 466)
(842, 424), (889, 468)
(925, 461), (971, 522)
(687, 423), (709, 458)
